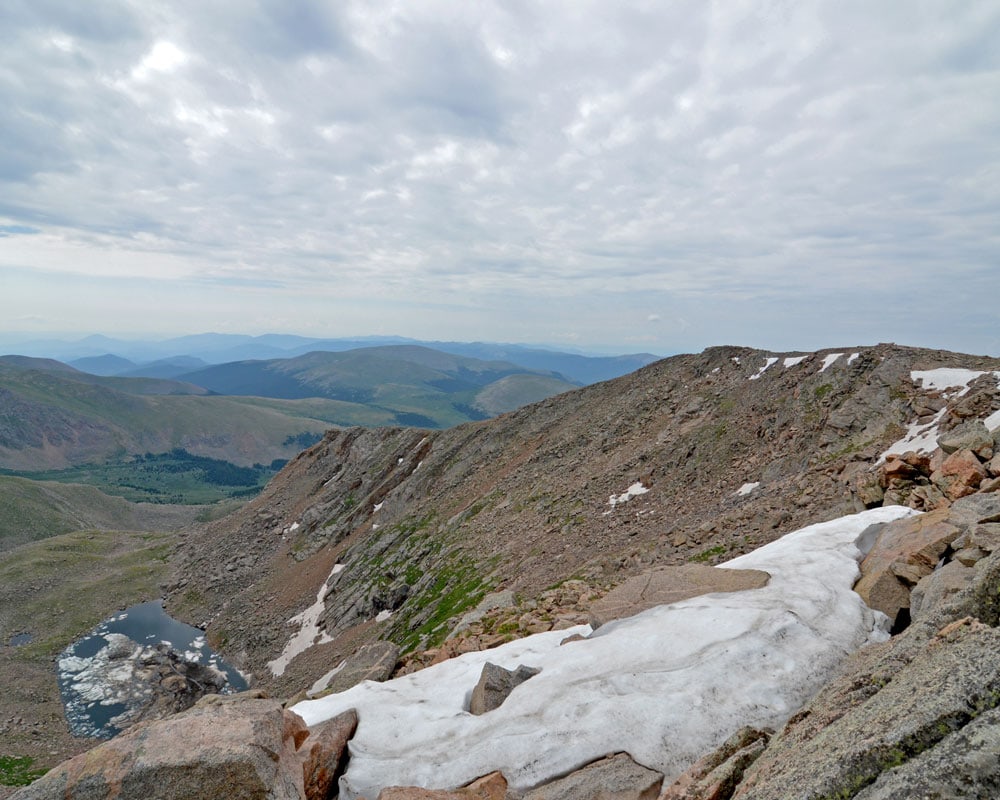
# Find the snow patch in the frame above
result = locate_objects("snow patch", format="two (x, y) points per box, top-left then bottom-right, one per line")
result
(878, 369), (1000, 462)
(783, 356), (807, 368)
(847, 352), (860, 364)
(608, 481), (649, 507)
(735, 481), (760, 496)
(749, 357), (778, 380)
(310, 660), (346, 696)
(879, 408), (947, 462)
(375, 610), (392, 623)
(268, 565), (341, 676)
(819, 353), (843, 373)
(911, 368), (1000, 398)
(373, 502), (383, 512)
(293, 506), (915, 800)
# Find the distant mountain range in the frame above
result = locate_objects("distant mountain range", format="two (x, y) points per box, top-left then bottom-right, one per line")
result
(1, 332), (660, 386)
(0, 342), (647, 483)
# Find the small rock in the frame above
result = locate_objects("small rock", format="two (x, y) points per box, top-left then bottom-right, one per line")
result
(468, 663), (540, 715)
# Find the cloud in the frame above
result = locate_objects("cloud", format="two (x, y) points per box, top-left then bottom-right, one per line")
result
(0, 1), (997, 354)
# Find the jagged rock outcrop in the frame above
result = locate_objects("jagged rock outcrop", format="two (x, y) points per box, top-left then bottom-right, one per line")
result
(658, 493), (1000, 800)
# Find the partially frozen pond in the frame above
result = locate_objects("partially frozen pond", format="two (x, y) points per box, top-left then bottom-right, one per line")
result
(58, 600), (247, 738)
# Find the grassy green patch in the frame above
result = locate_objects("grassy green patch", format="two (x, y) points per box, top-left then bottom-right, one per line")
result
(690, 545), (727, 563)
(0, 755), (47, 787)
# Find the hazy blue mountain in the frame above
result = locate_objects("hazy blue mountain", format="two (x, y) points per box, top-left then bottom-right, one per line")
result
(68, 353), (138, 376)
(118, 356), (209, 380)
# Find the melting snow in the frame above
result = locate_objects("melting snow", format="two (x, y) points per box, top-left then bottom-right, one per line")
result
(375, 610), (392, 623)
(749, 357), (778, 380)
(735, 481), (760, 496)
(911, 368), (999, 398)
(293, 506), (915, 799)
(847, 352), (860, 364)
(783, 356), (807, 368)
(268, 565), (342, 676)
(879, 369), (1000, 462)
(819, 353), (843, 373)
(879, 409), (947, 462)
(608, 482), (649, 507)
(373, 502), (384, 512)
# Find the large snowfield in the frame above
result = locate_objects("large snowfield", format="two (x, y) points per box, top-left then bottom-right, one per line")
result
(292, 505), (916, 799)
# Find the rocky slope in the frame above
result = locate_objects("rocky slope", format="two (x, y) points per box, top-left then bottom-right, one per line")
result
(7, 342), (1000, 798)
(164, 343), (1000, 696)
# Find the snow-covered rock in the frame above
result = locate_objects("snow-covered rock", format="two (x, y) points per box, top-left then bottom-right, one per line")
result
(292, 506), (915, 799)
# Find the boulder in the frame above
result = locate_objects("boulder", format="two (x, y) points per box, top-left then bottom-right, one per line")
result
(521, 753), (663, 800)
(12, 695), (310, 800)
(937, 420), (994, 459)
(302, 709), (358, 800)
(468, 662), (540, 715)
(729, 619), (1000, 800)
(936, 449), (987, 499)
(909, 561), (976, 621)
(853, 508), (962, 625)
(376, 772), (507, 799)
(588, 565), (770, 629)
(315, 640), (400, 696)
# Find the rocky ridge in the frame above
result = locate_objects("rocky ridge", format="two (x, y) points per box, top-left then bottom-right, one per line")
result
(9, 343), (1000, 798)
(165, 344), (1000, 696)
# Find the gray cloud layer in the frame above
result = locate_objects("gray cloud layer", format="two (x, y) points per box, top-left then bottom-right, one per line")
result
(1, 1), (998, 354)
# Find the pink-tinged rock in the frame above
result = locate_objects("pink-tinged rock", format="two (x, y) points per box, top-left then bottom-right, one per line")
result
(938, 449), (987, 499)
(588, 564), (770, 629)
(878, 456), (919, 488)
(660, 727), (770, 800)
(854, 510), (962, 625)
(376, 771), (508, 799)
(522, 753), (662, 800)
(11, 695), (309, 800)
(303, 708), (358, 800)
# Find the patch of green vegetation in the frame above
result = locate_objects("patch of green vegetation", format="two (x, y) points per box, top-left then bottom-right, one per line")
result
(0, 755), (47, 787)
(718, 397), (735, 413)
(1, 448), (278, 505)
(690, 545), (727, 563)
(814, 383), (833, 399)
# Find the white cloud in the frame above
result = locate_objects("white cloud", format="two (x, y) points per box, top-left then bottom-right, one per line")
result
(0, 1), (997, 354)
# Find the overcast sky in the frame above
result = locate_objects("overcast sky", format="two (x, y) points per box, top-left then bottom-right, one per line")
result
(1, 1), (998, 356)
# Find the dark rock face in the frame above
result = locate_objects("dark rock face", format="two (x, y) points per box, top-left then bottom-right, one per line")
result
(468, 662), (540, 715)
